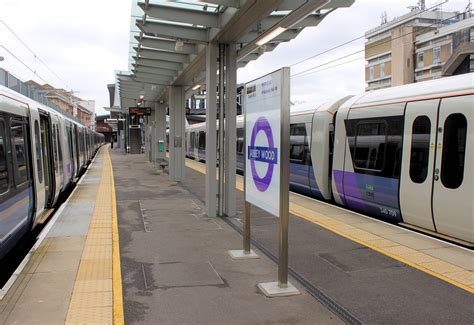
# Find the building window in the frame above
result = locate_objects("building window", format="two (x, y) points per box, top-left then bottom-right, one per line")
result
(417, 52), (424, 68)
(380, 63), (385, 78)
(441, 113), (467, 189)
(433, 46), (441, 64)
(369, 66), (375, 80)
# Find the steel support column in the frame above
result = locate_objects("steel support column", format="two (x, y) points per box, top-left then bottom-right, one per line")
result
(154, 102), (167, 162)
(224, 43), (237, 217)
(169, 86), (186, 181)
(149, 109), (156, 162)
(144, 116), (151, 161)
(205, 42), (218, 218)
(218, 44), (225, 217)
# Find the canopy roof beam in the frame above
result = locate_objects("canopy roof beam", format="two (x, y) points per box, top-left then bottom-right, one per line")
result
(133, 66), (178, 77)
(138, 2), (220, 28)
(135, 36), (197, 55)
(132, 58), (183, 71)
(200, 0), (240, 7)
(136, 19), (209, 43)
(134, 72), (174, 83)
(135, 48), (190, 63)
(134, 77), (175, 86)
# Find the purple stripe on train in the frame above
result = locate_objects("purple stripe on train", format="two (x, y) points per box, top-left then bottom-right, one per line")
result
(333, 170), (401, 222)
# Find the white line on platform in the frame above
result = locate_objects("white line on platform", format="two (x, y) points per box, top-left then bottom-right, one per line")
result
(0, 149), (101, 300)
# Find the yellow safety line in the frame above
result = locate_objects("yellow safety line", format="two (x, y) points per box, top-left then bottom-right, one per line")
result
(106, 148), (125, 325)
(184, 159), (474, 294)
(291, 210), (474, 294)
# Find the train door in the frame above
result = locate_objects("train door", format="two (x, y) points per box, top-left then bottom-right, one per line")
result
(400, 99), (439, 231)
(66, 123), (75, 180)
(74, 125), (81, 174)
(29, 109), (46, 220)
(432, 95), (472, 243)
(400, 95), (473, 243)
(39, 113), (55, 206)
(52, 118), (64, 192)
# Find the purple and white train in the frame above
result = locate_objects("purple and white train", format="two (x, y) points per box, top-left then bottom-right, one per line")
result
(186, 73), (473, 245)
(0, 86), (104, 259)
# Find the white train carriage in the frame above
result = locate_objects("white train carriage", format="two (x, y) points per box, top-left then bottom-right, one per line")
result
(0, 85), (104, 259)
(183, 73), (473, 245)
(332, 73), (473, 243)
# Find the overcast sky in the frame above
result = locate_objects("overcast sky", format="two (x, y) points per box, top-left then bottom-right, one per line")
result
(0, 0), (469, 115)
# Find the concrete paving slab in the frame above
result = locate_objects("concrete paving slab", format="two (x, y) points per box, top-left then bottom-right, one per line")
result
(112, 152), (346, 325)
(383, 232), (452, 250)
(180, 156), (474, 323)
(4, 271), (76, 325)
(34, 250), (82, 273)
(422, 247), (474, 270)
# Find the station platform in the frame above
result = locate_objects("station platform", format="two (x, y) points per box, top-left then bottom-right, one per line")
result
(113, 152), (472, 324)
(0, 147), (122, 325)
(0, 149), (472, 324)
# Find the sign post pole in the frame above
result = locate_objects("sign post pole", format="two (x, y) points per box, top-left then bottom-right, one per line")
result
(228, 80), (259, 260)
(230, 67), (298, 296)
(278, 67), (291, 288)
(255, 67), (299, 297)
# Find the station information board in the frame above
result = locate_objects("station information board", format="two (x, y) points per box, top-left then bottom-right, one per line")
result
(129, 107), (152, 116)
(244, 68), (289, 217)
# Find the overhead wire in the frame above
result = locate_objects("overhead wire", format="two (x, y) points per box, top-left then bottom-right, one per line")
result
(0, 20), (72, 90)
(0, 45), (49, 84)
(292, 55), (365, 79)
(287, 0), (448, 69)
(290, 7), (471, 79)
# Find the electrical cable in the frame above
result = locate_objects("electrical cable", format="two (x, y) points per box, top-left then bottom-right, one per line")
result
(288, 0), (449, 68)
(0, 45), (49, 84)
(291, 8), (472, 78)
(0, 20), (72, 89)
(292, 55), (365, 79)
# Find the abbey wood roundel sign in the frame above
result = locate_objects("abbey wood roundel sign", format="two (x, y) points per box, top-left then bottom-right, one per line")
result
(248, 116), (278, 192)
(245, 68), (289, 217)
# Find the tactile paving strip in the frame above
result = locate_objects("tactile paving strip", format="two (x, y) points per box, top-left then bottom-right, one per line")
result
(65, 148), (121, 325)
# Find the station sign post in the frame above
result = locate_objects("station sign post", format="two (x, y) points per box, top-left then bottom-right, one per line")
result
(228, 67), (299, 297)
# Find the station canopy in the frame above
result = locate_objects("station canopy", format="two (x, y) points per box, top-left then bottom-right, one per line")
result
(117, 0), (354, 111)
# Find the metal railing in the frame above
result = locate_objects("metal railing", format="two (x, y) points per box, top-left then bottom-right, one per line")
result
(0, 68), (84, 125)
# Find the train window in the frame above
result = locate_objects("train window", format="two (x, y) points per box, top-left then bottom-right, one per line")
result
(52, 125), (58, 173)
(346, 116), (403, 178)
(68, 126), (74, 161)
(236, 128), (244, 155)
(190, 132), (195, 150)
(0, 119), (9, 194)
(409, 116), (431, 184)
(198, 131), (206, 150)
(354, 122), (387, 171)
(290, 123), (309, 165)
(57, 127), (63, 173)
(441, 113), (467, 189)
(34, 121), (43, 183)
(11, 119), (28, 185)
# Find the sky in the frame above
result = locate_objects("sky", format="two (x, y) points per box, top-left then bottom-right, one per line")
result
(0, 0), (470, 116)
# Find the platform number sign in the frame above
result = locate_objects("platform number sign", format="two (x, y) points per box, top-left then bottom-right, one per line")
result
(245, 68), (289, 217)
